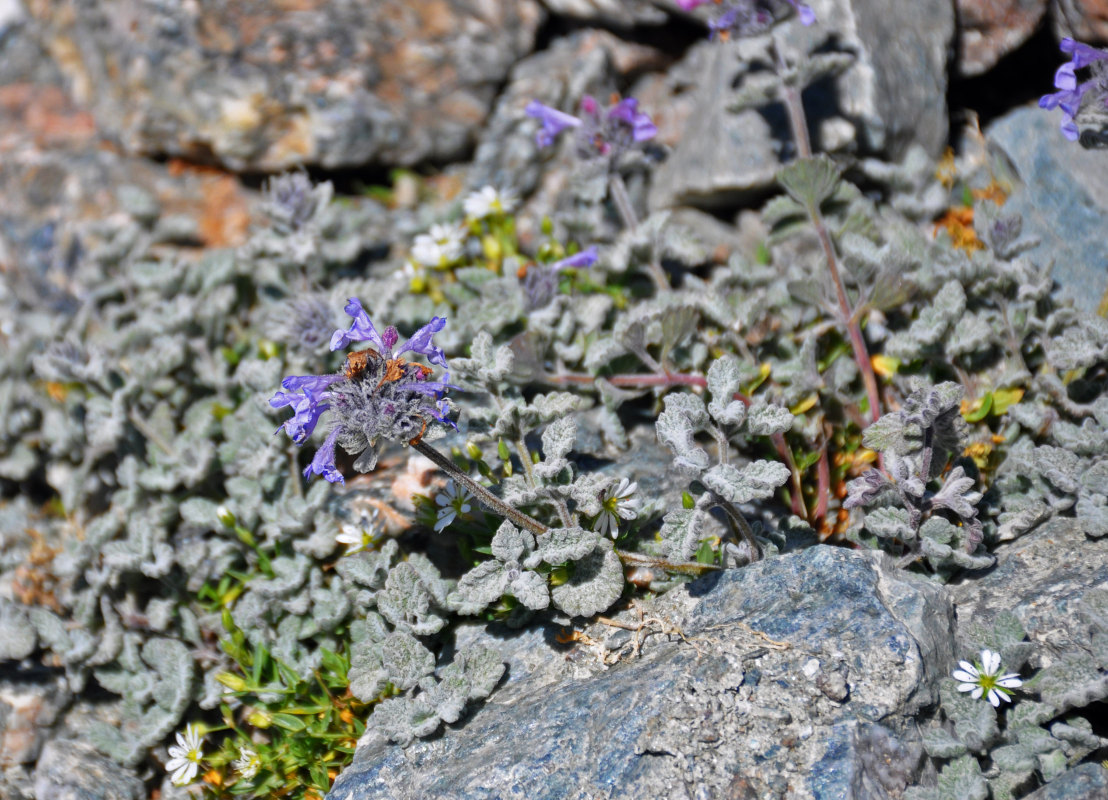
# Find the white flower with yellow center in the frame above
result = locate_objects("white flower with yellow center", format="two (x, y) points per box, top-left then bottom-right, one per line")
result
(434, 481), (473, 532)
(411, 223), (466, 268)
(233, 745), (262, 780)
(953, 649), (1022, 707)
(463, 186), (517, 220)
(594, 477), (641, 539)
(336, 508), (382, 555)
(165, 723), (205, 786)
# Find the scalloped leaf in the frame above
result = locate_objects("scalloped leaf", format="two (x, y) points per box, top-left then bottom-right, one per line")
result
(701, 460), (790, 505)
(551, 546), (624, 618)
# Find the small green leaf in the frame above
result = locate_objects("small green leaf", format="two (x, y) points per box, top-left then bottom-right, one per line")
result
(776, 155), (843, 211)
(963, 393), (993, 422)
(682, 491), (695, 510)
(270, 713), (307, 732)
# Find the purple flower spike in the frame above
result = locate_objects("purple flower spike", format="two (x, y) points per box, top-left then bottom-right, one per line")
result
(525, 100), (582, 148)
(330, 298), (385, 352)
(550, 246), (599, 273)
(274, 299), (457, 485)
(303, 428), (344, 484)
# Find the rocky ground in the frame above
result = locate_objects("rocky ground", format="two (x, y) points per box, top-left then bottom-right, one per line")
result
(2, 0), (1108, 799)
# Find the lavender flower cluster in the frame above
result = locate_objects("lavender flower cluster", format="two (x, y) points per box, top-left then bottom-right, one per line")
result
(271, 299), (456, 484)
(1040, 37), (1108, 141)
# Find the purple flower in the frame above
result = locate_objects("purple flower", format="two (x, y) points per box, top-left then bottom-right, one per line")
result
(273, 300), (457, 484)
(680, 0), (814, 36)
(1040, 37), (1108, 141)
(525, 101), (582, 148)
(526, 95), (656, 160)
(550, 246), (599, 273)
(330, 298), (449, 374)
(607, 98), (658, 143)
(269, 374), (342, 443)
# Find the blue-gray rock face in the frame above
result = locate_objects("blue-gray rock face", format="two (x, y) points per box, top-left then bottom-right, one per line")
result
(328, 546), (953, 800)
(649, 0), (954, 210)
(1021, 762), (1108, 800)
(950, 517), (1108, 670)
(987, 106), (1108, 314)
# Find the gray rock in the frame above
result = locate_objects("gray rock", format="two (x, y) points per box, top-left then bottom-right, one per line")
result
(328, 546), (952, 799)
(1021, 762), (1108, 800)
(1052, 0), (1108, 43)
(32, 739), (144, 800)
(0, 677), (69, 766)
(26, 0), (545, 171)
(649, 0), (954, 210)
(950, 517), (1108, 668)
(955, 0), (1047, 76)
(648, 40), (785, 211)
(987, 105), (1108, 314)
(539, 0), (669, 24)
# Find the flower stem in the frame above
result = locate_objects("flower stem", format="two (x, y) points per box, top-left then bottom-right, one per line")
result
(410, 440), (550, 537)
(773, 42), (881, 425)
(609, 172), (670, 292)
(715, 496), (762, 561)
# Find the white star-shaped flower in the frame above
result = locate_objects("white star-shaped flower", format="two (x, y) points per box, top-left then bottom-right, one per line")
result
(593, 477), (642, 539)
(335, 508), (382, 555)
(165, 723), (205, 786)
(411, 223), (466, 268)
(953, 648), (1022, 707)
(463, 186), (517, 220)
(233, 745), (261, 780)
(434, 481), (473, 532)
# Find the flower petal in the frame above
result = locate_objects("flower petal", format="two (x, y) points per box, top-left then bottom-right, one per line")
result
(303, 428), (344, 485)
(981, 649), (1001, 675)
(330, 298), (386, 352)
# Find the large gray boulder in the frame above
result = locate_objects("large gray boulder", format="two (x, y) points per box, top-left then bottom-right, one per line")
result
(987, 105), (1108, 314)
(25, 0), (545, 171)
(649, 0), (955, 210)
(328, 546), (954, 799)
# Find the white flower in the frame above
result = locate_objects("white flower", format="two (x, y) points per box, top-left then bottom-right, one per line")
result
(593, 477), (642, 539)
(335, 507), (382, 555)
(953, 649), (1023, 707)
(463, 185), (516, 220)
(434, 481), (473, 532)
(410, 223), (466, 268)
(165, 723), (205, 786)
(233, 745), (261, 780)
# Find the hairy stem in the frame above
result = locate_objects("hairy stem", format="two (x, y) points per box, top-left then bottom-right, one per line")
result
(411, 440), (550, 537)
(715, 496), (762, 561)
(609, 171), (670, 292)
(774, 42), (881, 426)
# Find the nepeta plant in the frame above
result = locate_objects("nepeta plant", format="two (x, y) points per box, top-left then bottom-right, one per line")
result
(844, 383), (992, 576)
(526, 94), (664, 287)
(655, 354), (794, 564)
(271, 298), (456, 481)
